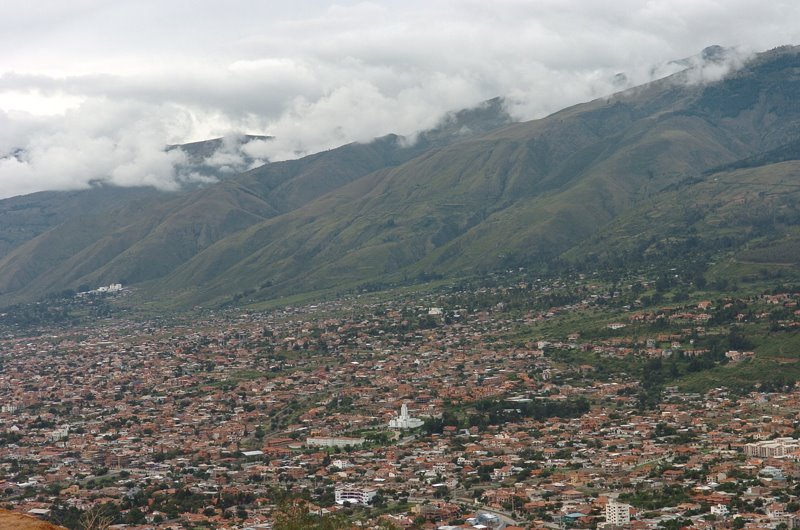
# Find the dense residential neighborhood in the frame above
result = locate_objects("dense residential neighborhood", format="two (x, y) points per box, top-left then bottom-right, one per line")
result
(3, 3), (800, 530)
(1, 274), (800, 529)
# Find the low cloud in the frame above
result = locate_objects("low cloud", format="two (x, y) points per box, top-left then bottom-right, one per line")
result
(193, 134), (259, 175)
(0, 1), (798, 197)
(0, 100), (244, 198)
(676, 46), (753, 85)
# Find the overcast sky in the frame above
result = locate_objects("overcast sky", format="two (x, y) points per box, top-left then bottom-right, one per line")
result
(1, 0), (799, 199)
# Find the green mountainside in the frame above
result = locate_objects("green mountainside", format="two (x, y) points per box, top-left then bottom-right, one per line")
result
(150, 46), (800, 307)
(0, 186), (170, 260)
(566, 159), (800, 270)
(0, 100), (512, 305)
(1, 47), (799, 308)
(0, 135), (267, 261)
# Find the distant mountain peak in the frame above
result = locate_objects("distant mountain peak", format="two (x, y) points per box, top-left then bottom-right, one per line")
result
(168, 134), (273, 187)
(412, 97), (513, 147)
(700, 44), (730, 63)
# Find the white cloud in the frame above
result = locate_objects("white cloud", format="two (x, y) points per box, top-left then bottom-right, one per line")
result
(201, 134), (258, 175)
(0, 0), (799, 197)
(0, 100), (214, 198)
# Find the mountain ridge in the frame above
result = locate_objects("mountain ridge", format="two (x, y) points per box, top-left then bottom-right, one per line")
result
(0, 98), (514, 305)
(1, 46), (800, 308)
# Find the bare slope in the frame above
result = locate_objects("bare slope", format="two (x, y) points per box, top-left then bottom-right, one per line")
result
(0, 510), (65, 530)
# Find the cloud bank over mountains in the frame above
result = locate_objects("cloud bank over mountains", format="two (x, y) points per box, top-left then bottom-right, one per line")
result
(0, 0), (799, 199)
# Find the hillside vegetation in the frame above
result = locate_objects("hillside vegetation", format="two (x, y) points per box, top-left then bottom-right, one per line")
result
(1, 48), (799, 308)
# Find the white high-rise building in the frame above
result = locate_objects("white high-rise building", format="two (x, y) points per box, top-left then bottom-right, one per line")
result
(606, 500), (631, 526)
(388, 403), (424, 429)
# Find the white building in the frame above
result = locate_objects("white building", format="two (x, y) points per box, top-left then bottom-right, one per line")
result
(388, 403), (424, 430)
(49, 426), (69, 442)
(605, 500), (631, 526)
(306, 437), (365, 448)
(331, 459), (352, 469)
(96, 283), (123, 293)
(744, 438), (800, 458)
(335, 485), (377, 505)
(466, 513), (501, 529)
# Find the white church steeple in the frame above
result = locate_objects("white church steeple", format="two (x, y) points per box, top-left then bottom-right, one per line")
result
(389, 402), (423, 429)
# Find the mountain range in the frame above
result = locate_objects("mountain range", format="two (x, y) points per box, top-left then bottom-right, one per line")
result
(1, 46), (799, 308)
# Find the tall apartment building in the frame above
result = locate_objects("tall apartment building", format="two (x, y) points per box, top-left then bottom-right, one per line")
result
(606, 500), (632, 526)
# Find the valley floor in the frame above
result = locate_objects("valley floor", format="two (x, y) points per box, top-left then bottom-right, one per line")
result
(2, 270), (800, 529)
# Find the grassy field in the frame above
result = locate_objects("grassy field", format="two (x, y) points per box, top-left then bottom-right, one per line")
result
(679, 331), (800, 393)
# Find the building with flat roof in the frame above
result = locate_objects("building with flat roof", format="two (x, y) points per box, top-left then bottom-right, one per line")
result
(335, 485), (377, 505)
(605, 500), (631, 527)
(744, 438), (800, 458)
(306, 437), (365, 448)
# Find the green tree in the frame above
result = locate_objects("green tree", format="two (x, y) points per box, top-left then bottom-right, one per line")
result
(272, 500), (350, 530)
